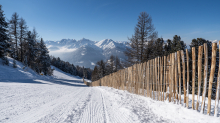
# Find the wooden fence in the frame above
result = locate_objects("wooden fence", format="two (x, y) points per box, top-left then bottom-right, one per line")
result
(90, 42), (220, 117)
(83, 78), (92, 86)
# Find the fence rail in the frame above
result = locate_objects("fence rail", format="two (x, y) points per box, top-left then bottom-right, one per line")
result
(90, 42), (220, 117)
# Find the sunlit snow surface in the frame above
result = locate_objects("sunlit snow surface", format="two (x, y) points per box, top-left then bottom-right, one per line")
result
(0, 58), (220, 123)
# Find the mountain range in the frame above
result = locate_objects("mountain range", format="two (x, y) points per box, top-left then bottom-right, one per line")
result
(45, 38), (129, 69)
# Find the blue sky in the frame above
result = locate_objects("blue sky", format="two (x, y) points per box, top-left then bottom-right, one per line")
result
(1, 0), (220, 45)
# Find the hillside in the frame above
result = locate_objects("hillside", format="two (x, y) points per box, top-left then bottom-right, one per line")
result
(0, 57), (51, 80)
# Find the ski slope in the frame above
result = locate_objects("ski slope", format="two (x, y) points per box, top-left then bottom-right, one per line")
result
(0, 58), (220, 123)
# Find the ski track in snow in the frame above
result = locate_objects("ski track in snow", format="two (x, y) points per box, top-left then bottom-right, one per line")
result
(0, 65), (220, 123)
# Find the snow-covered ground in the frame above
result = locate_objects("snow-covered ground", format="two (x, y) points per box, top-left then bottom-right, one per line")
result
(0, 58), (220, 123)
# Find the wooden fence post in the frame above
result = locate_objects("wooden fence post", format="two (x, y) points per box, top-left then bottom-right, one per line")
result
(192, 47), (196, 109)
(157, 57), (160, 100)
(154, 59), (156, 100)
(130, 67), (132, 92)
(145, 62), (147, 96)
(200, 43), (208, 113)
(174, 52), (178, 104)
(134, 64), (136, 94)
(214, 41), (220, 117)
(147, 61), (150, 97)
(137, 64), (140, 95)
(172, 53), (175, 102)
(196, 45), (203, 110)
(166, 54), (170, 100)
(163, 56), (166, 101)
(186, 49), (190, 108)
(149, 60), (151, 98)
(133, 65), (135, 93)
(169, 53), (173, 102)
(137, 64), (139, 94)
(207, 43), (217, 115)
(128, 67), (130, 92)
(177, 51), (182, 104)
(150, 60), (153, 98)
(142, 63), (145, 96)
(141, 63), (144, 95)
(136, 64), (139, 94)
(181, 50), (186, 106)
(160, 57), (163, 101)
(160, 57), (162, 101)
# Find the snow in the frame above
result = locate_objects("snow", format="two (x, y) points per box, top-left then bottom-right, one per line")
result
(0, 58), (220, 123)
(0, 57), (51, 80)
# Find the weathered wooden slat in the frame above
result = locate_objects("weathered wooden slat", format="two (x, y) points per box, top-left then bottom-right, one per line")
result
(157, 57), (160, 100)
(172, 53), (175, 102)
(147, 61), (149, 97)
(174, 52), (178, 104)
(192, 47), (196, 109)
(163, 56), (166, 101)
(148, 61), (150, 97)
(169, 54), (172, 102)
(155, 58), (158, 100)
(160, 57), (163, 101)
(153, 59), (155, 99)
(139, 63), (142, 95)
(177, 51), (182, 104)
(181, 50), (186, 106)
(207, 43), (217, 115)
(142, 63), (145, 96)
(196, 45), (203, 110)
(166, 54), (170, 100)
(186, 49), (190, 108)
(214, 41), (220, 117)
(150, 60), (153, 98)
(128, 67), (131, 92)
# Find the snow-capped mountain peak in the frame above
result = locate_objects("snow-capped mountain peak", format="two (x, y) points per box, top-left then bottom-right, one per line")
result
(95, 39), (117, 49)
(45, 38), (129, 68)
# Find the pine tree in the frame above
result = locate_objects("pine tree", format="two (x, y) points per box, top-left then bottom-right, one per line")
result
(143, 40), (155, 60)
(9, 12), (19, 59)
(125, 11), (157, 64)
(31, 27), (39, 41)
(124, 32), (140, 64)
(0, 5), (11, 65)
(18, 17), (27, 62)
(109, 55), (115, 73)
(154, 38), (164, 57)
(26, 31), (37, 68)
(92, 66), (99, 81)
(164, 39), (172, 55)
(115, 56), (123, 72)
(171, 35), (186, 52)
(39, 38), (51, 75)
(96, 60), (106, 78)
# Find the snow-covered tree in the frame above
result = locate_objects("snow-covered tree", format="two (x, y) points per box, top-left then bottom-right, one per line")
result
(39, 38), (51, 75)
(26, 31), (37, 68)
(9, 12), (19, 59)
(18, 17), (27, 62)
(0, 5), (11, 65)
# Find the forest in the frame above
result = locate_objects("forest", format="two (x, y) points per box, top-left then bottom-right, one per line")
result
(0, 4), (92, 79)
